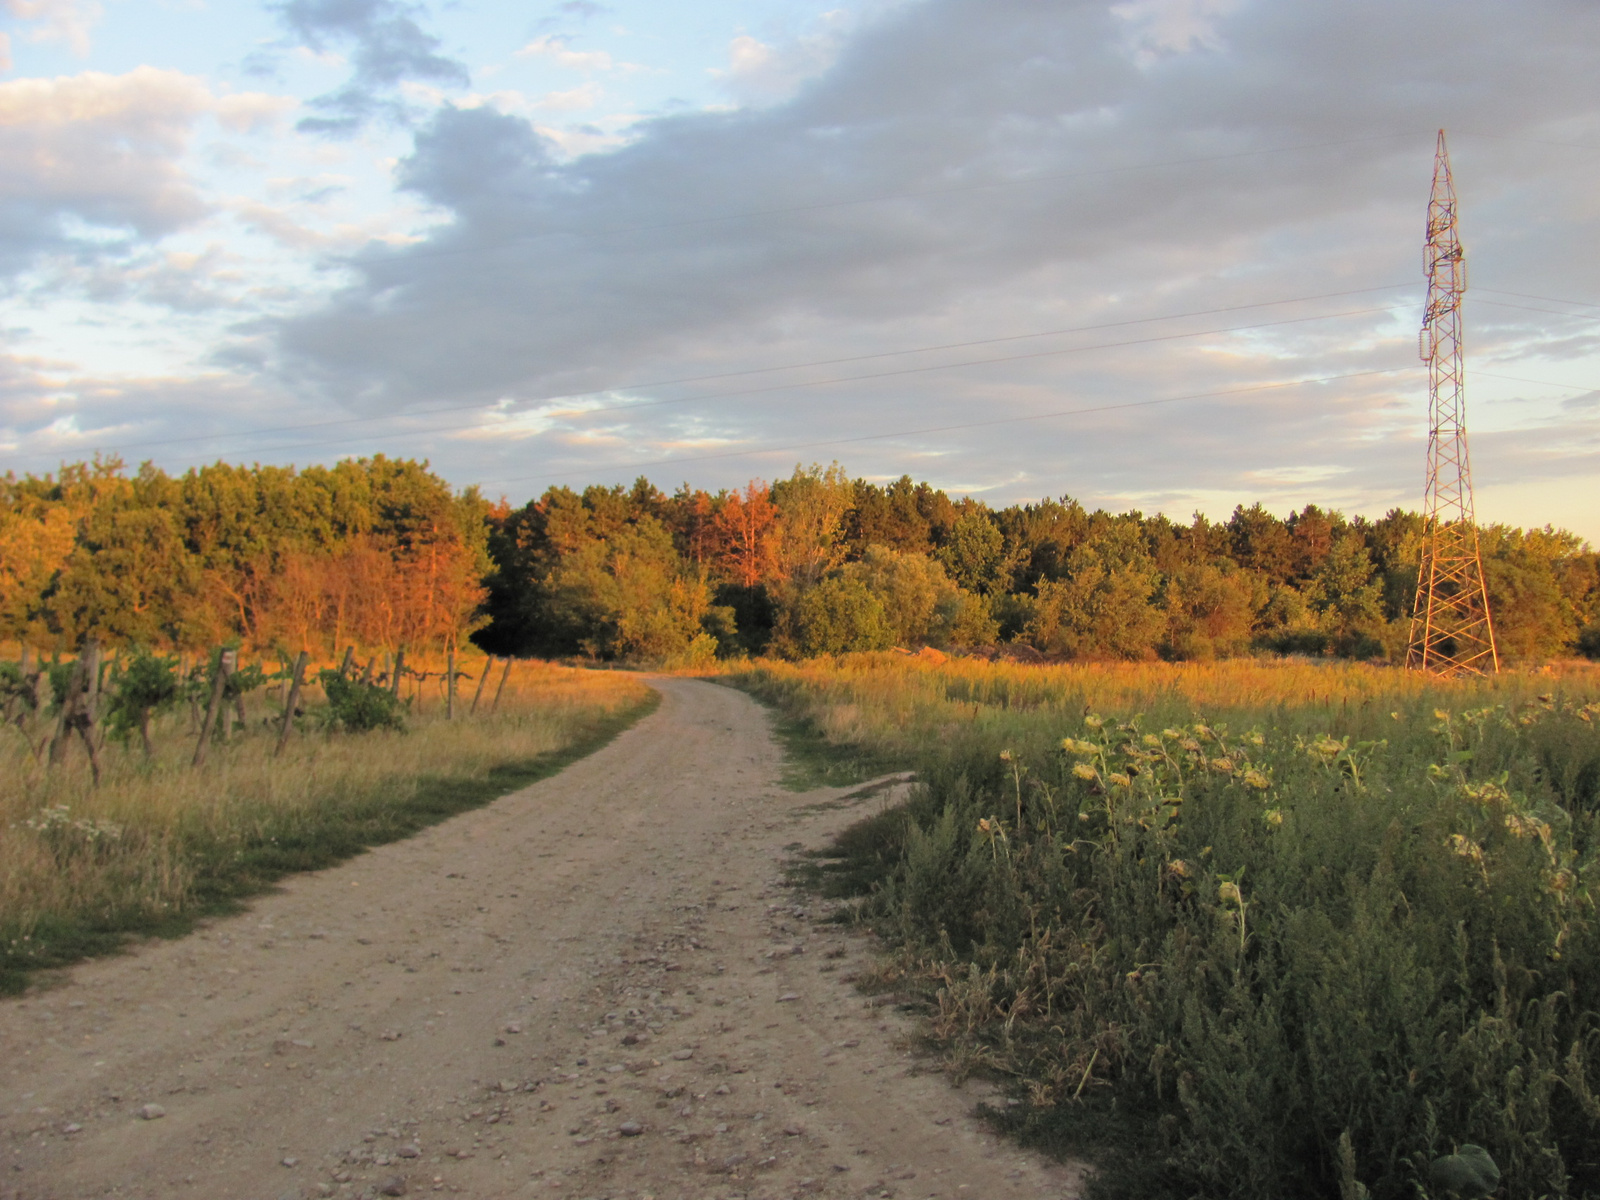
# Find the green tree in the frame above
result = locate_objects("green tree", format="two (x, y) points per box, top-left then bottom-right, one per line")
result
(48, 483), (208, 647)
(1481, 525), (1582, 661)
(993, 497), (1090, 592)
(845, 476), (937, 555)
(771, 463), (855, 587)
(937, 590), (1001, 649)
(938, 508), (1005, 595)
(840, 545), (958, 645)
(1025, 521), (1163, 659)
(795, 577), (894, 656)
(1227, 502), (1297, 585)
(1161, 563), (1262, 660)
(1305, 531), (1385, 655)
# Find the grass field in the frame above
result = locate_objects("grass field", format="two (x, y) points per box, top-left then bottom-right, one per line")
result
(724, 653), (1600, 1200)
(0, 658), (655, 994)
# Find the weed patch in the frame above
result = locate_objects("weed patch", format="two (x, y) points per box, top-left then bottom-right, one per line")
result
(743, 654), (1600, 1200)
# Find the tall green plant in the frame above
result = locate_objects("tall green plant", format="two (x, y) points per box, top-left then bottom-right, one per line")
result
(104, 648), (182, 756)
(807, 688), (1600, 1199)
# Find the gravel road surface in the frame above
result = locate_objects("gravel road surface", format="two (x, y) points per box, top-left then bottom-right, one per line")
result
(1, 676), (1083, 1200)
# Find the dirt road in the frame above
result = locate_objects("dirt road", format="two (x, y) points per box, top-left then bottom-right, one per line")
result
(0, 677), (1082, 1200)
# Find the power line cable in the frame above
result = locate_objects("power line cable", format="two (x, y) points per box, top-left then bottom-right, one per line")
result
(1453, 130), (1600, 154)
(1472, 369), (1599, 392)
(41, 283), (1416, 459)
(1476, 287), (1600, 310)
(530, 305), (1400, 423)
(478, 366), (1422, 488)
(47, 301), (1412, 466)
(1476, 298), (1600, 322)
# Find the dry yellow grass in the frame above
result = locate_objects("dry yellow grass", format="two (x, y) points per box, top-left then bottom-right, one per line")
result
(711, 651), (1600, 761)
(0, 657), (652, 989)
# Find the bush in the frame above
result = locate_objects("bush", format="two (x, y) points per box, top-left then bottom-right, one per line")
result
(318, 670), (407, 732)
(104, 649), (181, 755)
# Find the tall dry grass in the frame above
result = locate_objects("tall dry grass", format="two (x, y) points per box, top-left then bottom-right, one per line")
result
(723, 651), (1600, 755)
(1, 657), (653, 991)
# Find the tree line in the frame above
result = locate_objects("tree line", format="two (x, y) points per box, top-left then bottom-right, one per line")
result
(1, 456), (490, 659)
(477, 463), (1600, 664)
(4, 458), (1598, 664)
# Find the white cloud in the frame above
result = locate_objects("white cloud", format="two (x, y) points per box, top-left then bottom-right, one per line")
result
(0, 67), (295, 273)
(3, 0), (103, 56)
(533, 81), (603, 112)
(9, 0), (1600, 540)
(215, 91), (298, 133)
(710, 11), (853, 107)
(397, 81), (604, 118)
(514, 33), (637, 74)
(1110, 0), (1243, 63)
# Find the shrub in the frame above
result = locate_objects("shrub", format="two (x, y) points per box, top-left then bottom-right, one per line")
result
(104, 648), (182, 755)
(318, 670), (407, 732)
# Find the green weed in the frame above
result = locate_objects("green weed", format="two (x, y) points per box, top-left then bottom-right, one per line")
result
(747, 655), (1600, 1200)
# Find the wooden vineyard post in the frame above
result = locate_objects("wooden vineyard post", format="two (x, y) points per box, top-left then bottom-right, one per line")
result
(220, 663), (235, 743)
(193, 648), (236, 768)
(10, 645), (31, 735)
(48, 655), (86, 766)
(446, 645), (456, 720)
(470, 656), (494, 714)
(183, 652), (201, 732)
(48, 641), (103, 783)
(491, 657), (513, 713)
(275, 651), (308, 758)
(227, 655), (248, 738)
(79, 639), (103, 780)
(337, 646), (355, 680)
(30, 661), (50, 761)
(83, 639), (102, 751)
(390, 648), (405, 697)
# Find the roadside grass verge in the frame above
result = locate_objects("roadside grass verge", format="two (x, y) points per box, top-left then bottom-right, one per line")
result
(717, 673), (909, 791)
(1, 663), (655, 994)
(730, 652), (1600, 1200)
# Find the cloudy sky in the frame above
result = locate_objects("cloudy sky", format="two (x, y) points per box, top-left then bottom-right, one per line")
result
(4, 0), (1599, 537)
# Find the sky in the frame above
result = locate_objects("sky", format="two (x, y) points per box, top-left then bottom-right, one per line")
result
(3, 0), (1599, 539)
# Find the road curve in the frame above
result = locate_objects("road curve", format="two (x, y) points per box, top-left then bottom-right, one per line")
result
(0, 676), (1082, 1200)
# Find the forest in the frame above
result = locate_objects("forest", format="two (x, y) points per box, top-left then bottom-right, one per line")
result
(3, 456), (1598, 665)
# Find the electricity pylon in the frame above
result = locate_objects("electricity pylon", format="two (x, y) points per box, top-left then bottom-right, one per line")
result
(1408, 129), (1498, 677)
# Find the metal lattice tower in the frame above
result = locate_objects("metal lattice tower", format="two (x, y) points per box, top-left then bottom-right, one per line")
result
(1408, 129), (1498, 677)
